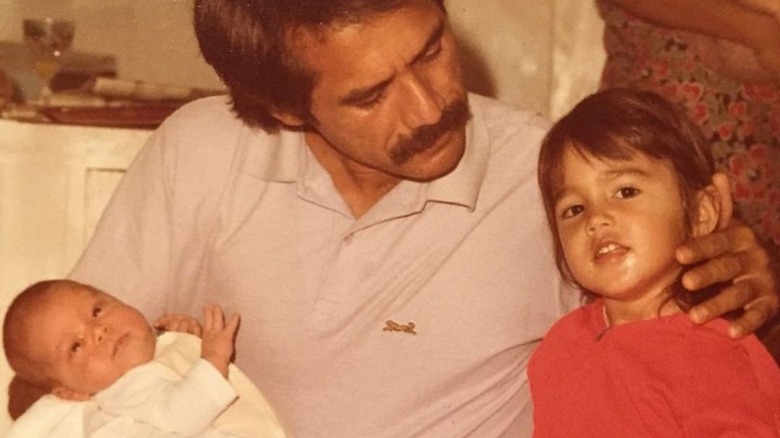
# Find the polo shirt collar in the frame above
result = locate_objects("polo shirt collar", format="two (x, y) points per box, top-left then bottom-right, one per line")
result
(424, 97), (489, 211)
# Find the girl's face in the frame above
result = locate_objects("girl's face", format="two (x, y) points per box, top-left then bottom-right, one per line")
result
(553, 145), (689, 313)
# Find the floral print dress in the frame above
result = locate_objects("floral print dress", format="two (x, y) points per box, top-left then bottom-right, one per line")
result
(598, 0), (780, 250)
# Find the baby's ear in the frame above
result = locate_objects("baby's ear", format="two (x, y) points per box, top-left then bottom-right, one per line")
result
(691, 184), (721, 238)
(51, 385), (91, 401)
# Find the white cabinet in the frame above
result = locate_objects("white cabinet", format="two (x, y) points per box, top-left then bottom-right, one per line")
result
(0, 119), (149, 432)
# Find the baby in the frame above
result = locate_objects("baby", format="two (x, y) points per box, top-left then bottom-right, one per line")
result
(3, 279), (283, 437)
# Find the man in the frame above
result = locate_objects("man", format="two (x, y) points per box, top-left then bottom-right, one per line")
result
(70, 0), (779, 436)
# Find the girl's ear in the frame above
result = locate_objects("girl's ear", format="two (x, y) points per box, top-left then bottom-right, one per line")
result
(709, 172), (733, 230)
(691, 184), (721, 238)
(51, 385), (90, 401)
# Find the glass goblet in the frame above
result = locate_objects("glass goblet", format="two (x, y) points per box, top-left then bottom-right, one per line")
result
(23, 18), (75, 103)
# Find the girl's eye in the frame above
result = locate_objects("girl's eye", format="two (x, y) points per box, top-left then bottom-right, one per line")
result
(616, 187), (640, 199)
(71, 341), (82, 354)
(92, 306), (102, 318)
(561, 204), (584, 219)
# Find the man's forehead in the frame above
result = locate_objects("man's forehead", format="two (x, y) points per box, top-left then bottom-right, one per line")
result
(293, 0), (444, 52)
(293, 0), (427, 30)
(297, 3), (446, 90)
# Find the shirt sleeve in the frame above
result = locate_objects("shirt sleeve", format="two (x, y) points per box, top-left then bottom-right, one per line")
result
(627, 322), (780, 437)
(68, 122), (177, 320)
(677, 336), (780, 436)
(95, 360), (238, 436)
(68, 99), (242, 321)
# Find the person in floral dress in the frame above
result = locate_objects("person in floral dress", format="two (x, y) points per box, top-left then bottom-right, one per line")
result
(597, 0), (780, 253)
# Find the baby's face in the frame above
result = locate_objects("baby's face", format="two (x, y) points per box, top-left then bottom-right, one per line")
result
(23, 284), (156, 398)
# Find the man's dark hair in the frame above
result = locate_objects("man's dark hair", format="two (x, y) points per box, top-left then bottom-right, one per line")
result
(194, 0), (446, 132)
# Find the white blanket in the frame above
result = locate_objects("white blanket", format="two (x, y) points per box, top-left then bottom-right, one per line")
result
(7, 332), (287, 438)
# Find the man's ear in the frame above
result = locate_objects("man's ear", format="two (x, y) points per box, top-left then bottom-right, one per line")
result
(51, 385), (91, 401)
(270, 107), (307, 128)
(691, 184), (721, 238)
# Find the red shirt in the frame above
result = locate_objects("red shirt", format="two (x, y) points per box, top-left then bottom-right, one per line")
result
(529, 301), (780, 437)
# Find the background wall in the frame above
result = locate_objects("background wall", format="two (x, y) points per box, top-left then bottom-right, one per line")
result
(0, 0), (605, 119)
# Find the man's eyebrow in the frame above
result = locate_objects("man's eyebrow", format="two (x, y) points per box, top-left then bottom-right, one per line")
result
(338, 19), (446, 106)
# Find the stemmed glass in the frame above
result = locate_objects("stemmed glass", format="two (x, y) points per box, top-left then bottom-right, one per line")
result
(22, 18), (75, 104)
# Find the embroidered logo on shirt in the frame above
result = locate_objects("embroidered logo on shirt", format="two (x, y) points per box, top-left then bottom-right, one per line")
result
(383, 320), (417, 335)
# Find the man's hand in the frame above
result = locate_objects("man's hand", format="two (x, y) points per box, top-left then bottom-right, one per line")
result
(676, 172), (778, 337)
(201, 304), (241, 377)
(154, 313), (204, 336)
(677, 222), (779, 338)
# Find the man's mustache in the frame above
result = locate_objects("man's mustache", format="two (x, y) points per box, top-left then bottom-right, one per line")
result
(390, 97), (471, 165)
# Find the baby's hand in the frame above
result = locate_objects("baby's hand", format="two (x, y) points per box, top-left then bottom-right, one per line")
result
(201, 304), (240, 378)
(154, 314), (203, 336)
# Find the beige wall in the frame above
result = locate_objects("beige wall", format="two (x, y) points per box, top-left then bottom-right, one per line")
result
(448, 0), (605, 119)
(0, 0), (605, 119)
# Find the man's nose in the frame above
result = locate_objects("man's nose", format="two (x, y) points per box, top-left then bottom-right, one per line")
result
(400, 72), (445, 129)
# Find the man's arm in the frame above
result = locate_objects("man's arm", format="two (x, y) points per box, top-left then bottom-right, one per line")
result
(737, 0), (780, 16)
(610, 0), (780, 79)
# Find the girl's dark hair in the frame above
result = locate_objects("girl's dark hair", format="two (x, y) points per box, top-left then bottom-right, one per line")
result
(537, 88), (716, 307)
(194, 0), (445, 131)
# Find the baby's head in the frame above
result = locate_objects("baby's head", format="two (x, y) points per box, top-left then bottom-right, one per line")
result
(537, 88), (720, 304)
(3, 280), (156, 400)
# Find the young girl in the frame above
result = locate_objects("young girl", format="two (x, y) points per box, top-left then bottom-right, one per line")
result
(528, 88), (780, 437)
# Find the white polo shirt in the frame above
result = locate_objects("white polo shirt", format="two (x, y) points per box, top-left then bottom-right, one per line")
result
(71, 93), (570, 437)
